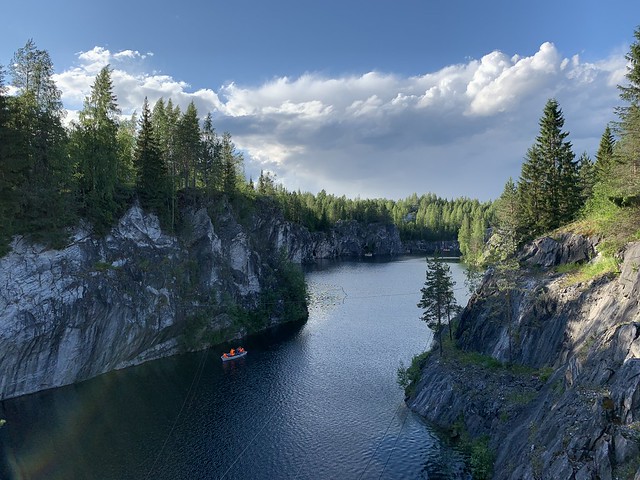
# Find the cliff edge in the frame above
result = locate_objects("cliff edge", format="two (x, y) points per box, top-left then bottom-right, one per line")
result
(408, 234), (640, 479)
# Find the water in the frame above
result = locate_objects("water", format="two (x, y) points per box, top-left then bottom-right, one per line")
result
(0, 256), (471, 479)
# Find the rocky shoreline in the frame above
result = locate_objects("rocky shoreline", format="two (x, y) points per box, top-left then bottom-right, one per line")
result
(408, 234), (640, 479)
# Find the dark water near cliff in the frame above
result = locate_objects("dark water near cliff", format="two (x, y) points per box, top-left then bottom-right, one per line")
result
(0, 256), (471, 479)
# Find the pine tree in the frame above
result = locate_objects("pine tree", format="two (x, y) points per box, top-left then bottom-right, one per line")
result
(175, 101), (201, 189)
(612, 27), (640, 202)
(595, 125), (616, 183)
(135, 98), (169, 222)
(577, 152), (596, 204)
(418, 254), (456, 356)
(8, 40), (72, 241)
(71, 65), (120, 230)
(518, 99), (579, 237)
(201, 112), (221, 194)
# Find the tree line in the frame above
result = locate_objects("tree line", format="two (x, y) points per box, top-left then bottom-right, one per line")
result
(0, 39), (494, 255)
(261, 182), (493, 241)
(0, 40), (250, 254)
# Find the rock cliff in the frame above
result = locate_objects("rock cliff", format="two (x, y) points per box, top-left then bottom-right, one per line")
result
(0, 198), (403, 400)
(408, 234), (640, 479)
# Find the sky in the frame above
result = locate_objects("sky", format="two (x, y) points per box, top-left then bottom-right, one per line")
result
(2, 0), (640, 201)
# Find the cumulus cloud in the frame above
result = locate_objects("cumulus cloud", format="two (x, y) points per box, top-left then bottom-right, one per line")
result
(53, 47), (222, 114)
(52, 43), (627, 200)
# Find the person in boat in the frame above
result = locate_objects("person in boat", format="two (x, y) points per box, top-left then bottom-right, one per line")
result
(230, 348), (235, 356)
(238, 347), (244, 353)
(222, 353), (228, 358)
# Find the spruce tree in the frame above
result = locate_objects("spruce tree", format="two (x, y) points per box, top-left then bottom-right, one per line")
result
(577, 152), (596, 204)
(175, 101), (201, 189)
(9, 40), (72, 242)
(0, 65), (18, 250)
(201, 112), (221, 194)
(518, 99), (579, 237)
(116, 113), (137, 186)
(220, 132), (243, 196)
(612, 27), (640, 201)
(418, 254), (456, 356)
(135, 98), (169, 222)
(595, 125), (616, 183)
(72, 65), (120, 230)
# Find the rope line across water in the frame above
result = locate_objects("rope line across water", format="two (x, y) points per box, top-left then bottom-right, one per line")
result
(144, 349), (208, 480)
(357, 403), (405, 480)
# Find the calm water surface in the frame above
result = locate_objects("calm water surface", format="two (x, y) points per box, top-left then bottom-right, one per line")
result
(0, 256), (471, 479)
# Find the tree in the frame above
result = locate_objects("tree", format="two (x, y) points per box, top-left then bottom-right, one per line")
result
(135, 98), (169, 222)
(595, 125), (616, 183)
(518, 99), (579, 237)
(0, 64), (19, 250)
(200, 112), (221, 194)
(116, 112), (137, 186)
(611, 27), (640, 201)
(494, 178), (520, 246)
(577, 152), (596, 204)
(418, 254), (456, 356)
(175, 101), (201, 189)
(495, 254), (519, 364)
(220, 132), (244, 196)
(8, 40), (72, 241)
(71, 65), (120, 230)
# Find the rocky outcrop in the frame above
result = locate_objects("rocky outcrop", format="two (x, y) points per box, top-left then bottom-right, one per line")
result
(0, 202), (276, 400)
(403, 239), (461, 255)
(409, 235), (640, 479)
(519, 233), (598, 268)
(273, 218), (403, 262)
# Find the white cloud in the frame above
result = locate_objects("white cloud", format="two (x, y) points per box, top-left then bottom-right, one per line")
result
(53, 44), (627, 200)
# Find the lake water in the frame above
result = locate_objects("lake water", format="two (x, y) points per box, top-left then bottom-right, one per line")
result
(0, 256), (471, 479)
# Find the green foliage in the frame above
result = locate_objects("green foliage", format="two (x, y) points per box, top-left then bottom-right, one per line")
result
(397, 350), (432, 397)
(595, 125), (615, 183)
(468, 436), (494, 480)
(518, 99), (581, 238)
(459, 206), (488, 267)
(135, 98), (171, 226)
(71, 65), (121, 232)
(418, 254), (457, 355)
(556, 257), (620, 286)
(93, 261), (115, 272)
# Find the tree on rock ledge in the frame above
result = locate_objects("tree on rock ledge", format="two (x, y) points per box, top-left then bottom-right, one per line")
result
(418, 253), (456, 356)
(135, 97), (170, 226)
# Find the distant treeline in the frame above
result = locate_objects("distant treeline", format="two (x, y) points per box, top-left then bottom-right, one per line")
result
(0, 39), (491, 255)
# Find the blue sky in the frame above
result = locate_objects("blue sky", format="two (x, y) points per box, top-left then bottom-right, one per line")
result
(2, 0), (640, 200)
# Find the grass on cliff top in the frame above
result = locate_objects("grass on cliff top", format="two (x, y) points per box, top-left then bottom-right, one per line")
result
(559, 198), (640, 257)
(554, 256), (620, 286)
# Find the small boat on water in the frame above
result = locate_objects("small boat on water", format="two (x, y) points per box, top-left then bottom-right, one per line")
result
(221, 347), (247, 362)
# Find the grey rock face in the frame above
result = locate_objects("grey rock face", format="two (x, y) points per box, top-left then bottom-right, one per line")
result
(519, 233), (597, 268)
(409, 236), (640, 479)
(0, 199), (405, 400)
